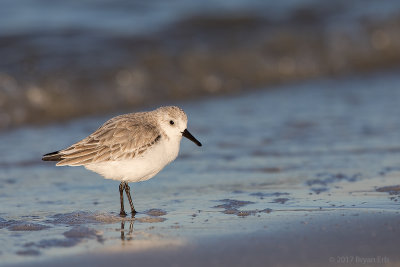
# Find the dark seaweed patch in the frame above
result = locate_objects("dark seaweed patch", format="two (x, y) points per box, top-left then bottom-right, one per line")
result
(213, 199), (271, 217)
(16, 249), (40, 256)
(376, 185), (400, 195)
(272, 198), (289, 204)
(310, 188), (328, 194)
(144, 209), (167, 217)
(307, 173), (361, 187)
(8, 223), (50, 231)
(213, 199), (254, 210)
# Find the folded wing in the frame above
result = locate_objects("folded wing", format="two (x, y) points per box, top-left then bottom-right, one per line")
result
(54, 115), (161, 166)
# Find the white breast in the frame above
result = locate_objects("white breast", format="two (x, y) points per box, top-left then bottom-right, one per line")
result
(84, 135), (182, 183)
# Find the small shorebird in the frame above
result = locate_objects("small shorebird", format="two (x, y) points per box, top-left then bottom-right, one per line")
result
(42, 106), (202, 216)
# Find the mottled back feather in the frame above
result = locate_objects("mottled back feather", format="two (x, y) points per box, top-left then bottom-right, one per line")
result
(56, 113), (161, 166)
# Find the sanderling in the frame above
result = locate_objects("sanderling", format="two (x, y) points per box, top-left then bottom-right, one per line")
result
(42, 106), (202, 216)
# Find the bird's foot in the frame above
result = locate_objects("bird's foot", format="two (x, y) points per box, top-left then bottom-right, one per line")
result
(120, 210), (127, 217)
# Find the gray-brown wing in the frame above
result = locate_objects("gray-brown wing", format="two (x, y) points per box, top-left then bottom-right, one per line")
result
(56, 115), (161, 166)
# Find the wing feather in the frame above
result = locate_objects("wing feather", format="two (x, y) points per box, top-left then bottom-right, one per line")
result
(62, 148), (98, 158)
(56, 114), (161, 166)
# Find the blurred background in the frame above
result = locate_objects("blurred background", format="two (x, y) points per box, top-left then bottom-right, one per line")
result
(2, 2), (400, 265)
(1, 0), (400, 129)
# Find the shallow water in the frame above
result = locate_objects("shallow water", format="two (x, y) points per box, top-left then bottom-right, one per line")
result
(2, 0), (400, 128)
(1, 71), (400, 265)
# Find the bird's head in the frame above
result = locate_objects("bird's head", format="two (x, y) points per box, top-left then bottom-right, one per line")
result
(156, 106), (202, 146)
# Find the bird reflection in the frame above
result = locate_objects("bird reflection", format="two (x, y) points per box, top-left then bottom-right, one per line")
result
(121, 216), (134, 241)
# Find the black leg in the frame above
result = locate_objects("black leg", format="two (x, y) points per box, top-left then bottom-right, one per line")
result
(119, 182), (127, 217)
(124, 183), (136, 215)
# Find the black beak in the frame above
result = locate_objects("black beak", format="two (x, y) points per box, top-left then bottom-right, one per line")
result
(182, 129), (202, 146)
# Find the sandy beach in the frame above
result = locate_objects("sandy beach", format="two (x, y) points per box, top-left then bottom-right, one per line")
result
(1, 70), (400, 266)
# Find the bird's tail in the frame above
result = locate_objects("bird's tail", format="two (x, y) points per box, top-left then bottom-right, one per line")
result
(42, 151), (62, 161)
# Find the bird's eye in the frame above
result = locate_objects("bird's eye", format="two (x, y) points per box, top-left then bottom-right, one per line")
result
(169, 120), (174, 125)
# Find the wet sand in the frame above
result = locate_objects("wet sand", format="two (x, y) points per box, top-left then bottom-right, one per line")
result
(21, 211), (400, 267)
(1, 71), (400, 266)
